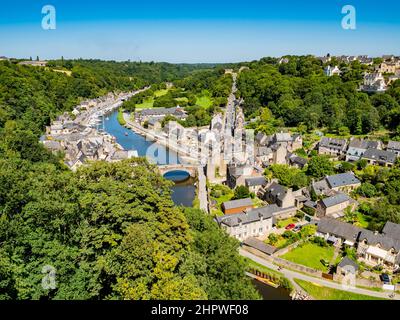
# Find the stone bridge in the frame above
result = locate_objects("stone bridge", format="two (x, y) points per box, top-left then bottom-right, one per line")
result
(158, 164), (199, 178)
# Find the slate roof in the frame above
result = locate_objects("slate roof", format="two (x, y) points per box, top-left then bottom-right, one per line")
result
(387, 141), (400, 151)
(326, 173), (361, 188)
(321, 193), (350, 208)
(216, 205), (278, 227)
(362, 148), (397, 164)
(338, 257), (359, 270)
(222, 198), (253, 210)
(312, 179), (330, 195)
(382, 221), (400, 241)
(304, 200), (317, 209)
(288, 154), (308, 166)
(242, 237), (277, 255)
(245, 177), (267, 187)
(266, 182), (288, 201)
(359, 229), (400, 251)
(319, 137), (347, 151)
(317, 217), (363, 241)
(348, 138), (380, 150)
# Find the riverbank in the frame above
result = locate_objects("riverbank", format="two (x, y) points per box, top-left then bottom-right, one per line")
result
(117, 108), (126, 126)
(122, 113), (204, 165)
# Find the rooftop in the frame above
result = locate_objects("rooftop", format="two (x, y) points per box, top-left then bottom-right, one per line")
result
(326, 172), (361, 189)
(216, 205), (279, 227)
(348, 138), (380, 150)
(362, 148), (397, 164)
(317, 217), (363, 241)
(338, 256), (359, 271)
(321, 193), (350, 208)
(387, 141), (400, 151)
(245, 176), (267, 187)
(382, 221), (400, 241)
(222, 198), (253, 210)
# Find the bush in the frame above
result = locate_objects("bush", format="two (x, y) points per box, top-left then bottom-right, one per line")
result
(356, 182), (377, 198)
(268, 234), (279, 246)
(311, 236), (328, 247)
(232, 186), (251, 200)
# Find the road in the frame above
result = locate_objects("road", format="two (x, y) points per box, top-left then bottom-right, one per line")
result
(197, 166), (209, 213)
(240, 248), (400, 300)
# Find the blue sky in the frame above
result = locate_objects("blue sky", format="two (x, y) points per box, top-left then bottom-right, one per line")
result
(0, 0), (399, 62)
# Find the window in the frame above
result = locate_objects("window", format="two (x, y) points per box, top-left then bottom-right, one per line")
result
(259, 227), (263, 233)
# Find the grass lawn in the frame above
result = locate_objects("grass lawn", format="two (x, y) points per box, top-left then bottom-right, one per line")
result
(281, 242), (335, 271)
(154, 89), (169, 97)
(134, 89), (169, 109)
(195, 95), (213, 108)
(294, 279), (386, 300)
(210, 187), (234, 216)
(276, 217), (299, 229)
(135, 97), (154, 109)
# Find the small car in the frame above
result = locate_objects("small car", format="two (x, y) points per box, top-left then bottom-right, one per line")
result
(293, 225), (302, 232)
(381, 273), (391, 284)
(285, 223), (296, 230)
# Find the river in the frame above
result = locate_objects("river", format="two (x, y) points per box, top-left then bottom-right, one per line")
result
(103, 111), (195, 206)
(251, 279), (291, 300)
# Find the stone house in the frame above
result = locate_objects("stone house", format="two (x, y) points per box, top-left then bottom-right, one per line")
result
(325, 172), (361, 194)
(263, 182), (295, 208)
(318, 137), (347, 158)
(215, 205), (277, 241)
(361, 148), (397, 167)
(387, 141), (400, 157)
(245, 176), (267, 194)
(357, 229), (400, 271)
(316, 217), (363, 247)
(360, 73), (387, 93)
(316, 193), (357, 218)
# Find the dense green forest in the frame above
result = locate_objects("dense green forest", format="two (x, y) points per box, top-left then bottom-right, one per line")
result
(0, 158), (259, 299)
(237, 56), (400, 137)
(0, 60), (259, 300)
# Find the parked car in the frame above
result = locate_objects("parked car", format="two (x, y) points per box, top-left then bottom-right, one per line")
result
(381, 273), (391, 284)
(293, 225), (302, 232)
(285, 223), (296, 230)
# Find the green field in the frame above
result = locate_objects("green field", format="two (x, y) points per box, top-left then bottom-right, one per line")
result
(294, 279), (385, 300)
(135, 89), (170, 109)
(135, 97), (154, 109)
(281, 242), (335, 271)
(154, 89), (169, 97)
